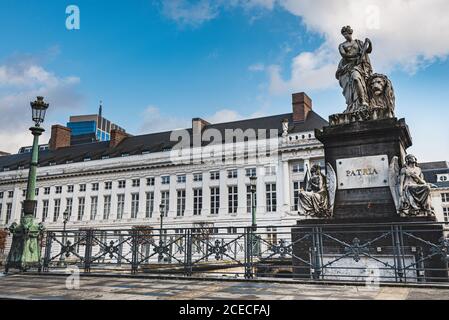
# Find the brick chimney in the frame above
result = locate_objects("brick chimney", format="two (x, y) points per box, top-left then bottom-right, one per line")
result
(192, 118), (210, 147)
(192, 118), (210, 134)
(49, 125), (71, 150)
(292, 92), (312, 123)
(110, 129), (128, 148)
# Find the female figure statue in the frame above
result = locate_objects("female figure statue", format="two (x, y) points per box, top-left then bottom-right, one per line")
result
(399, 154), (434, 216)
(336, 26), (373, 113)
(298, 164), (330, 217)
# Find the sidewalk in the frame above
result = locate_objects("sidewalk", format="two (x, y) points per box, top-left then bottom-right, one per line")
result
(1, 273), (449, 300)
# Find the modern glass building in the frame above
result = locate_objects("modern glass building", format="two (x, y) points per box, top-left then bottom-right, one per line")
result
(67, 114), (126, 142)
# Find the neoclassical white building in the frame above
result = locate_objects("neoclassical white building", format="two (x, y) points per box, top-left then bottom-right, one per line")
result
(422, 161), (449, 226)
(0, 93), (327, 238)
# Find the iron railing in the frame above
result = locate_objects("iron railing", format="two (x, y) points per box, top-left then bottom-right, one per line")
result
(22, 221), (449, 284)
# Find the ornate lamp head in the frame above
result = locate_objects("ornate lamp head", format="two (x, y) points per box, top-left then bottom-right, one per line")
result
(30, 96), (49, 127)
(249, 176), (257, 192)
(63, 209), (69, 221)
(159, 203), (165, 214)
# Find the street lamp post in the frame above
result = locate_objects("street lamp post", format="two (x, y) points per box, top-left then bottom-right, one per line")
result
(158, 203), (165, 262)
(5, 97), (49, 273)
(249, 176), (260, 256)
(250, 176), (257, 230)
(58, 209), (69, 266)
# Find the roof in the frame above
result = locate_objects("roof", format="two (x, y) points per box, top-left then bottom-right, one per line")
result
(70, 133), (99, 145)
(421, 161), (449, 188)
(420, 161), (449, 170)
(0, 111), (328, 171)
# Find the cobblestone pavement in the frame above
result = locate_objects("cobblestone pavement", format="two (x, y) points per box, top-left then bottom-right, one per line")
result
(0, 273), (449, 300)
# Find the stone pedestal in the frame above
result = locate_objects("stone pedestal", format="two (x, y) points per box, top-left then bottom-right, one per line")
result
(315, 117), (412, 220)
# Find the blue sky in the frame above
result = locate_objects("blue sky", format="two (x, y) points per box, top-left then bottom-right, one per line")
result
(0, 0), (448, 162)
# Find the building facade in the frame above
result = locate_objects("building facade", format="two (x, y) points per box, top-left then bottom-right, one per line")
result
(422, 161), (449, 226)
(0, 93), (326, 238)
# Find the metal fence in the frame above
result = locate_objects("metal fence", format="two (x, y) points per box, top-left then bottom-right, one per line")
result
(30, 221), (449, 284)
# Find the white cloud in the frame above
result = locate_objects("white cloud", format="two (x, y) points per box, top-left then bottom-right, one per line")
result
(0, 59), (82, 154)
(268, 0), (449, 93)
(160, 0), (219, 26)
(248, 63), (265, 72)
(268, 46), (336, 94)
(139, 106), (190, 133)
(159, 0), (276, 26)
(206, 109), (243, 123)
(162, 0), (449, 93)
(139, 105), (268, 134)
(236, 0), (276, 10)
(0, 64), (78, 88)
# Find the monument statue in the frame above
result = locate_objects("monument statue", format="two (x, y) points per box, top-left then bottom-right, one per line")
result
(389, 155), (435, 217)
(298, 163), (336, 218)
(336, 25), (373, 113)
(331, 26), (396, 125)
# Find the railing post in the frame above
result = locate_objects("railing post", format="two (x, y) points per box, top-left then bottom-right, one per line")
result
(311, 227), (323, 280)
(245, 227), (254, 279)
(42, 231), (53, 273)
(184, 229), (192, 276)
(131, 229), (139, 274)
(416, 247), (426, 283)
(83, 229), (94, 273)
(392, 225), (405, 283)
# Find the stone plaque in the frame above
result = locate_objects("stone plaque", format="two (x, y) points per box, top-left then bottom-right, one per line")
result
(336, 155), (389, 190)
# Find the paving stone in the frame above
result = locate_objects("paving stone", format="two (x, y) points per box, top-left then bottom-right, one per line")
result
(1, 274), (449, 300)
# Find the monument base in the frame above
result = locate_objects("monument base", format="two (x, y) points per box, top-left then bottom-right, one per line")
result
(292, 216), (448, 283)
(315, 117), (412, 220)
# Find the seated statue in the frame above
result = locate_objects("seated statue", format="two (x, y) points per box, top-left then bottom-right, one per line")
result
(389, 154), (435, 217)
(298, 164), (332, 218)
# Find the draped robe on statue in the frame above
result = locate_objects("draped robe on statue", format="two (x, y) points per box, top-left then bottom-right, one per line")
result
(400, 167), (433, 215)
(299, 173), (329, 217)
(336, 39), (373, 113)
